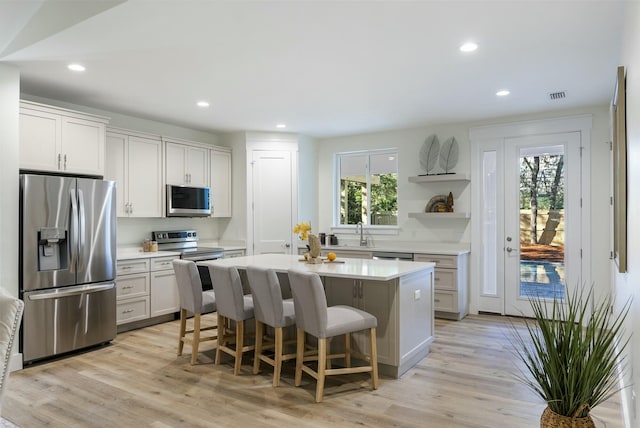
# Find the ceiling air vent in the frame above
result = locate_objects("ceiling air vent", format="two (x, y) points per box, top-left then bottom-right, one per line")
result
(549, 91), (567, 100)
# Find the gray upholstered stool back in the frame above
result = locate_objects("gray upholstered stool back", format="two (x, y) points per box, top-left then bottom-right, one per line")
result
(287, 269), (329, 338)
(173, 259), (207, 313)
(209, 264), (253, 321)
(246, 266), (288, 327)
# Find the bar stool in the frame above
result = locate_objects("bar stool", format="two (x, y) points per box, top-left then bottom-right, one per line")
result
(209, 264), (255, 375)
(246, 266), (296, 386)
(287, 269), (379, 402)
(172, 260), (218, 365)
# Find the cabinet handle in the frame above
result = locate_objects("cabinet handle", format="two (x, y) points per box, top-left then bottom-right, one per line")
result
(130, 203), (133, 214)
(122, 285), (133, 290)
(435, 299), (441, 303)
(58, 154), (62, 170)
(359, 281), (364, 298)
(353, 281), (358, 298)
(121, 266), (132, 270)
(435, 277), (440, 281)
(64, 154), (67, 170)
(122, 309), (134, 314)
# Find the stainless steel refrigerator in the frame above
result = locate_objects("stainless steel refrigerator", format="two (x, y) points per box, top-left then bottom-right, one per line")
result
(19, 173), (117, 363)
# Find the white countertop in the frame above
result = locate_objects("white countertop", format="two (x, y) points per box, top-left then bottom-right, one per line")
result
(117, 248), (181, 260)
(198, 254), (434, 281)
(310, 241), (470, 256)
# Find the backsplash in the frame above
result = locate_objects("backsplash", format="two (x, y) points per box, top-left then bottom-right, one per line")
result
(117, 217), (220, 246)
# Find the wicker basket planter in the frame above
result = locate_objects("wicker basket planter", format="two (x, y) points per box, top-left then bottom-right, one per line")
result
(540, 406), (595, 428)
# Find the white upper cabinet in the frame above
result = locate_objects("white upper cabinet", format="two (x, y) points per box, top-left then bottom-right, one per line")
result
(210, 148), (232, 217)
(165, 140), (209, 187)
(105, 129), (163, 218)
(19, 101), (108, 176)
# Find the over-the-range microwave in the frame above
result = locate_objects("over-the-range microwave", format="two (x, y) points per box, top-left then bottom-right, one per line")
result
(166, 184), (211, 217)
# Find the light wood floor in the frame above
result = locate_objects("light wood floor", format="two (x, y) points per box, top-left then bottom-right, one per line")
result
(4, 314), (624, 427)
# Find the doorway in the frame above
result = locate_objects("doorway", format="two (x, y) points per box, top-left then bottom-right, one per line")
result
(470, 117), (591, 317)
(246, 135), (299, 256)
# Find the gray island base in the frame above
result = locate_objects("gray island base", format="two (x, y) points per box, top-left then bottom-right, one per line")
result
(199, 254), (435, 378)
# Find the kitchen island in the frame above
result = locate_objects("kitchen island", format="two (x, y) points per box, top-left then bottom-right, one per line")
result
(199, 254), (435, 378)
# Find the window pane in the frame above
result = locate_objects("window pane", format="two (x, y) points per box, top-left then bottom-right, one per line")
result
(370, 153), (398, 225)
(340, 154), (367, 225)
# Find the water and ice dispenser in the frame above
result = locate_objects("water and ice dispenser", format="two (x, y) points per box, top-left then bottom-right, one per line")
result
(37, 227), (69, 271)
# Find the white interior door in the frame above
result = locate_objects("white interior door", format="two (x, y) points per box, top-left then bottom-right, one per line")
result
(251, 150), (294, 254)
(504, 133), (581, 317)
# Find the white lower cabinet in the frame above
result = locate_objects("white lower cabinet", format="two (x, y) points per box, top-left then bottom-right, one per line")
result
(116, 259), (150, 325)
(117, 255), (179, 327)
(413, 252), (469, 320)
(223, 249), (245, 258)
(150, 257), (179, 317)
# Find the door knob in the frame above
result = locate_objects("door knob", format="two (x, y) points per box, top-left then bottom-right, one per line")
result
(506, 236), (512, 242)
(506, 247), (513, 253)
(285, 243), (291, 248)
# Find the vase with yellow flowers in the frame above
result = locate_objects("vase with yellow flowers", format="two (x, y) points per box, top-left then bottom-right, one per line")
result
(293, 221), (321, 263)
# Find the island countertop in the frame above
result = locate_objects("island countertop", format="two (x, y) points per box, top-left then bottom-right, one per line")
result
(197, 254), (435, 281)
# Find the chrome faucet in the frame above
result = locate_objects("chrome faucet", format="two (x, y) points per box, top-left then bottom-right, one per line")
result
(356, 222), (368, 246)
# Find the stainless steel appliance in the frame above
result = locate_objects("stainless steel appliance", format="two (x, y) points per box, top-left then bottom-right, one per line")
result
(166, 185), (211, 217)
(153, 229), (224, 289)
(372, 251), (414, 261)
(19, 173), (117, 363)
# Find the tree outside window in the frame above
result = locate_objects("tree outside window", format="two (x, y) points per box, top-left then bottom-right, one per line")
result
(337, 150), (398, 226)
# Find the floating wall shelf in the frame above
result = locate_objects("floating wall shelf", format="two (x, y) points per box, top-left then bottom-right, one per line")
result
(408, 173), (470, 183)
(408, 212), (471, 219)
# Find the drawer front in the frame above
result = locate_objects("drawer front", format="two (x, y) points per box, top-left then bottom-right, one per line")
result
(151, 256), (177, 271)
(116, 297), (150, 324)
(434, 291), (458, 312)
(414, 253), (457, 269)
(117, 258), (150, 275)
(116, 273), (149, 300)
(433, 268), (457, 291)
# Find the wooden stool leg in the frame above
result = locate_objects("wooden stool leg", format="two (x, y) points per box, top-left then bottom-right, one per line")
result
(295, 328), (304, 386)
(215, 314), (224, 365)
(178, 308), (187, 356)
(316, 338), (327, 403)
(370, 327), (379, 390)
(345, 333), (351, 368)
(254, 321), (264, 374)
(190, 313), (201, 365)
(273, 327), (283, 387)
(233, 320), (244, 375)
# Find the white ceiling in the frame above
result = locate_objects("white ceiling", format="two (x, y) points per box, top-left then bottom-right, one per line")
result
(0, 0), (625, 138)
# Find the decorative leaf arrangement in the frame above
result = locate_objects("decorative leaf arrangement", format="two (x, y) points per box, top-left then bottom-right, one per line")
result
(419, 135), (459, 175)
(439, 137), (459, 174)
(419, 134), (440, 174)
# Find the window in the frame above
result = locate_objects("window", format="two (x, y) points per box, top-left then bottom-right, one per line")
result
(336, 149), (398, 226)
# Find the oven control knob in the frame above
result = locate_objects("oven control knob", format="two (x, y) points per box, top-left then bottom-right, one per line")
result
(187, 232), (192, 237)
(192, 232), (197, 237)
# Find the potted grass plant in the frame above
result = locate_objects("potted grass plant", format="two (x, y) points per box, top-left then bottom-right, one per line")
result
(511, 286), (630, 428)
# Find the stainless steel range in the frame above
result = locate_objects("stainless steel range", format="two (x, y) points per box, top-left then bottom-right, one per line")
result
(152, 229), (224, 290)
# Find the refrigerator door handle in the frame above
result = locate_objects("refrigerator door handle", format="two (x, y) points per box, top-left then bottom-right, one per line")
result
(27, 282), (115, 300)
(70, 187), (79, 272)
(78, 189), (86, 267)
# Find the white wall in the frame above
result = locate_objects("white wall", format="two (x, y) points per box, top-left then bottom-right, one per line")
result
(617, 2), (640, 426)
(0, 64), (21, 370)
(0, 64), (20, 298)
(297, 134), (319, 228)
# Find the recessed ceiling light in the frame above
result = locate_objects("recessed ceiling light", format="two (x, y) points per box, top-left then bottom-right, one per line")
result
(196, 101), (210, 108)
(276, 123), (287, 129)
(67, 63), (85, 72)
(459, 42), (478, 53)
(496, 90), (510, 97)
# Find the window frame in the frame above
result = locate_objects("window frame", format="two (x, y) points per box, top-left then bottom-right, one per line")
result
(333, 148), (399, 231)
